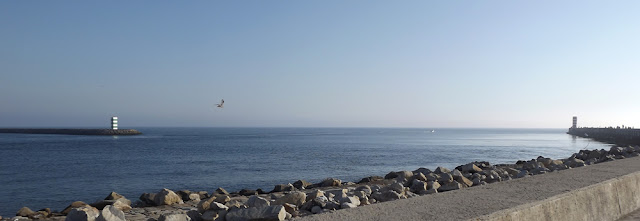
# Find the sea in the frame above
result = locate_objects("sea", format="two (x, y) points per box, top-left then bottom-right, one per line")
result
(0, 128), (611, 217)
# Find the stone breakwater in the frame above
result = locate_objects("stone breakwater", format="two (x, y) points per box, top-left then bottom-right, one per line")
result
(0, 129), (142, 136)
(5, 145), (640, 221)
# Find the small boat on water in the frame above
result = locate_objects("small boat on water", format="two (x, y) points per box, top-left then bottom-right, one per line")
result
(430, 130), (435, 133)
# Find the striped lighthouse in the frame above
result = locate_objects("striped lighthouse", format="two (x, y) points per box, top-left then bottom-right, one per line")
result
(111, 116), (118, 130)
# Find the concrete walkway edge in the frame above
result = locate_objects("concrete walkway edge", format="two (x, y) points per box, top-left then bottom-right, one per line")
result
(471, 171), (640, 221)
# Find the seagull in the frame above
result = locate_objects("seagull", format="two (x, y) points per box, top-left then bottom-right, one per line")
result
(216, 99), (224, 108)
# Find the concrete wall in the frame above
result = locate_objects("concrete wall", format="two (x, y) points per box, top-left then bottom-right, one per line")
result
(472, 171), (640, 221)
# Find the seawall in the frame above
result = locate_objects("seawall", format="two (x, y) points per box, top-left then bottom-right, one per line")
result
(568, 127), (640, 145)
(293, 157), (640, 221)
(0, 128), (142, 135)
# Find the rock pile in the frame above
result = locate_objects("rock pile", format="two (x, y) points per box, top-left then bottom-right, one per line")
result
(7, 145), (640, 221)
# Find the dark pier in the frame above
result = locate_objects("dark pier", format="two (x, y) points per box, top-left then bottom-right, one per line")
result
(0, 128), (142, 136)
(567, 116), (640, 145)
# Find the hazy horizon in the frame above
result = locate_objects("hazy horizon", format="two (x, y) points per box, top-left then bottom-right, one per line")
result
(2, 1), (639, 128)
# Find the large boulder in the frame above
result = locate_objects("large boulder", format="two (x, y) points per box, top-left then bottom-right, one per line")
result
(319, 178), (341, 187)
(159, 213), (192, 221)
(434, 167), (451, 174)
(438, 181), (463, 192)
(198, 197), (229, 213)
(293, 180), (312, 189)
(271, 183), (295, 193)
(238, 189), (257, 196)
(371, 190), (402, 202)
(564, 158), (586, 168)
(96, 205), (125, 221)
(90, 197), (132, 211)
(357, 176), (384, 184)
(305, 190), (325, 201)
(355, 185), (372, 195)
(274, 191), (306, 207)
(437, 173), (453, 184)
(225, 205), (287, 221)
(247, 195), (270, 208)
(154, 188), (184, 206)
(16, 207), (35, 217)
(61, 201), (89, 215)
(66, 206), (99, 221)
(454, 175), (473, 187)
(410, 180), (428, 193)
(139, 193), (157, 206)
(457, 163), (482, 173)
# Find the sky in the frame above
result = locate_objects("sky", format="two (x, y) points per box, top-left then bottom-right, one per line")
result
(1, 1), (639, 128)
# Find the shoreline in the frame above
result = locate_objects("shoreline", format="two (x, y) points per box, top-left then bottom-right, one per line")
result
(5, 139), (639, 220)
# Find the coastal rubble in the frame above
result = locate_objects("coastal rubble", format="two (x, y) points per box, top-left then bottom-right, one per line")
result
(6, 145), (640, 221)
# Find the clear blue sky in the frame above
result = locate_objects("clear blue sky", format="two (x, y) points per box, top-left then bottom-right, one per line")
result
(1, 1), (639, 128)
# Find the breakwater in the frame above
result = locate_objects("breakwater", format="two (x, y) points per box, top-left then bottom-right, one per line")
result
(0, 129), (142, 135)
(568, 127), (640, 145)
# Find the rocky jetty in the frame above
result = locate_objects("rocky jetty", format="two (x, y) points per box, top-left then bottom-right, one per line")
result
(5, 145), (640, 221)
(0, 129), (142, 136)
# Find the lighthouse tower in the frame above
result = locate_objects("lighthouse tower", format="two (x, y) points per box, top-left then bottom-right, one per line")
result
(111, 117), (118, 130)
(572, 116), (577, 129)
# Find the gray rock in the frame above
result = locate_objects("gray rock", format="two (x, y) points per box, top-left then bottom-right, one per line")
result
(412, 172), (428, 182)
(357, 176), (384, 184)
(201, 210), (218, 221)
(246, 195), (270, 208)
(62, 201), (89, 215)
(311, 206), (322, 214)
(458, 163), (482, 173)
(410, 180), (428, 193)
(66, 206), (99, 221)
(271, 183), (295, 193)
(305, 190), (325, 201)
(293, 180), (312, 189)
(564, 157), (586, 168)
(427, 181), (440, 190)
(96, 205), (125, 221)
(413, 167), (432, 175)
(434, 166), (451, 174)
(371, 190), (402, 202)
(338, 196), (360, 207)
(325, 189), (348, 200)
(16, 207), (34, 217)
(319, 178), (342, 187)
(154, 188), (184, 206)
(225, 205), (286, 221)
(437, 173), (453, 184)
(438, 181), (463, 192)
(274, 191), (306, 207)
(389, 182), (405, 194)
(425, 173), (439, 182)
(454, 175), (473, 187)
(186, 210), (202, 221)
(214, 188), (229, 195)
(158, 213), (192, 221)
(214, 195), (230, 204)
(341, 202), (358, 209)
(355, 185), (372, 195)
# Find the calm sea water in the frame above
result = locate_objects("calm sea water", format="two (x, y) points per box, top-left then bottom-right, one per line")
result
(0, 128), (610, 216)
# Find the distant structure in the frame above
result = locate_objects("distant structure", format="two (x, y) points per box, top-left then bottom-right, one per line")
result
(572, 116), (577, 128)
(111, 116), (118, 130)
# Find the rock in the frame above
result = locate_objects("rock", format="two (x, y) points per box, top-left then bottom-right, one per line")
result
(214, 188), (229, 195)
(355, 185), (372, 195)
(96, 205), (125, 221)
(282, 203), (297, 215)
(292, 180), (311, 189)
(564, 158), (586, 168)
(458, 163), (482, 173)
(339, 196), (360, 207)
(158, 213), (192, 221)
(139, 193), (157, 206)
(451, 169), (464, 178)
(326, 189), (348, 200)
(16, 207), (35, 217)
(305, 190), (325, 201)
(434, 166), (451, 174)
(274, 191), (306, 206)
(384, 170), (412, 179)
(357, 176), (383, 184)
(389, 182), (405, 195)
(201, 210), (218, 221)
(186, 210), (202, 221)
(238, 189), (257, 196)
(311, 206), (322, 214)
(413, 167), (432, 175)
(198, 197), (228, 213)
(247, 195), (270, 208)
(90, 197), (131, 211)
(427, 181), (440, 190)
(425, 173), (439, 182)
(410, 180), (428, 193)
(438, 181), (463, 192)
(225, 205), (286, 221)
(271, 184), (295, 193)
(62, 201), (89, 215)
(177, 190), (196, 202)
(454, 175), (474, 187)
(371, 190), (402, 202)
(531, 167), (550, 175)
(66, 206), (99, 221)
(420, 189), (438, 195)
(214, 195), (229, 204)
(523, 161), (544, 171)
(438, 173), (453, 184)
(154, 188), (184, 206)
(319, 178), (341, 187)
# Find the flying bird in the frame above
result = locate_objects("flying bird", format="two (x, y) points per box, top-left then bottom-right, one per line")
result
(216, 99), (224, 108)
